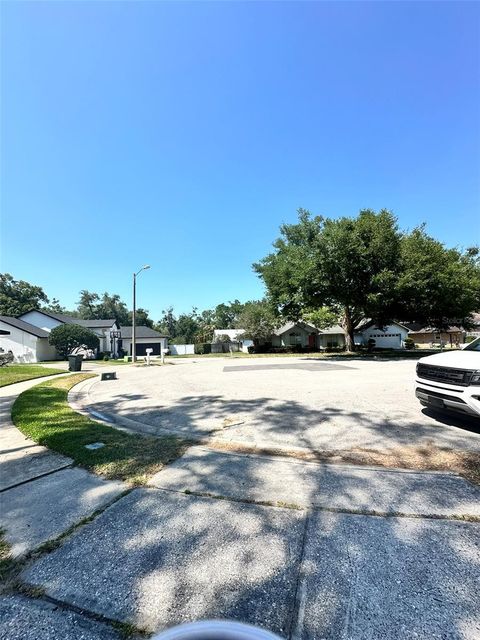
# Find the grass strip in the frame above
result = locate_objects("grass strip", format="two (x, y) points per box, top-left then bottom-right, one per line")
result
(11, 374), (189, 485)
(0, 365), (65, 387)
(210, 441), (480, 485)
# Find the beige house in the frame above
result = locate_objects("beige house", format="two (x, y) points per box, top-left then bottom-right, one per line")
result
(404, 323), (465, 348)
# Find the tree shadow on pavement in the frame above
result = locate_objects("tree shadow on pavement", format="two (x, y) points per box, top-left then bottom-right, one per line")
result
(21, 471), (480, 639)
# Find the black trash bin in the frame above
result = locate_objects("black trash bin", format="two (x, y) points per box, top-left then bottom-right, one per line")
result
(68, 354), (83, 371)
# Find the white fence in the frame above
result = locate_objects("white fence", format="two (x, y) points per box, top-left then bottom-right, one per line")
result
(168, 344), (195, 356)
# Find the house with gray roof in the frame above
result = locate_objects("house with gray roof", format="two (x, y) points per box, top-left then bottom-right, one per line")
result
(271, 321), (345, 350)
(0, 315), (58, 363)
(19, 309), (119, 356)
(12, 309), (169, 359)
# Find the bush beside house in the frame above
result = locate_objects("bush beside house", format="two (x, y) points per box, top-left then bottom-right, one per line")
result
(48, 324), (100, 359)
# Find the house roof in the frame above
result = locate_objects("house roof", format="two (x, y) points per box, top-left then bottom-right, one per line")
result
(20, 309), (117, 329)
(273, 321), (318, 336)
(0, 315), (50, 338)
(318, 324), (345, 335)
(403, 323), (465, 334)
(119, 326), (168, 339)
(355, 319), (411, 333)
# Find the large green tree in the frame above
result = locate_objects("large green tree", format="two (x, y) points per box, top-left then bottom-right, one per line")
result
(213, 300), (244, 328)
(155, 306), (177, 337)
(254, 209), (402, 351)
(235, 300), (277, 345)
(48, 324), (99, 359)
(397, 228), (480, 328)
(0, 273), (49, 316)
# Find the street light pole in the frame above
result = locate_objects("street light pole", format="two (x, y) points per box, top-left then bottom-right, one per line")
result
(132, 265), (150, 363)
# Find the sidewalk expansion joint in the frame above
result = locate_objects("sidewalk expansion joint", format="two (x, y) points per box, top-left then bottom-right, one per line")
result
(30, 592), (149, 639)
(0, 463), (74, 494)
(148, 485), (480, 522)
(286, 511), (310, 640)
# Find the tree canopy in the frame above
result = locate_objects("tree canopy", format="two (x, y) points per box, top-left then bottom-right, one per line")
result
(254, 209), (402, 350)
(396, 228), (480, 328)
(254, 209), (480, 350)
(0, 273), (49, 316)
(235, 300), (276, 344)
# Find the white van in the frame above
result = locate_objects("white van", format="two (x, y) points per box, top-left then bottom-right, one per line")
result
(415, 337), (480, 418)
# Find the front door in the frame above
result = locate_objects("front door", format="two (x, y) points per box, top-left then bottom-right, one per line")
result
(308, 333), (316, 348)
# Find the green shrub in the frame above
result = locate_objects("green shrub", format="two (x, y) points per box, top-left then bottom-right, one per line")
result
(194, 343), (212, 355)
(49, 324), (100, 359)
(404, 338), (415, 350)
(103, 354), (110, 361)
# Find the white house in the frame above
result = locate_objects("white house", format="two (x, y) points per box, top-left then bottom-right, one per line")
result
(0, 315), (57, 363)
(19, 310), (119, 353)
(212, 329), (254, 353)
(354, 320), (410, 349)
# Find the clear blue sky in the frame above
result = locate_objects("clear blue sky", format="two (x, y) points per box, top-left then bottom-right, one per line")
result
(1, 1), (479, 320)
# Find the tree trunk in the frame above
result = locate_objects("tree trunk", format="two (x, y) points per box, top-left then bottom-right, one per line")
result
(342, 307), (356, 352)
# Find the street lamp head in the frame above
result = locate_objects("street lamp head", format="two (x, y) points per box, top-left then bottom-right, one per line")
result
(135, 264), (151, 276)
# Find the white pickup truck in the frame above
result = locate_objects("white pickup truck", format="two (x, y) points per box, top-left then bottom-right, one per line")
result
(415, 337), (480, 418)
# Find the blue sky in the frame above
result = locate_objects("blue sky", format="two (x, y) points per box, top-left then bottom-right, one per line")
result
(1, 1), (479, 320)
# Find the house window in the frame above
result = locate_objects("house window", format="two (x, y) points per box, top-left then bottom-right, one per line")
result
(288, 332), (302, 346)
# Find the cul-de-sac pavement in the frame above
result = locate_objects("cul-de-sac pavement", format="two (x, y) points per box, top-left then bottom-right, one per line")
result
(1, 357), (479, 640)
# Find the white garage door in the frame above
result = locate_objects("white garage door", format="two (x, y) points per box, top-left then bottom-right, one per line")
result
(367, 333), (402, 348)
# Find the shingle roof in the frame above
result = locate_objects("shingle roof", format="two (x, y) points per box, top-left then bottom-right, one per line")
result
(319, 324), (346, 335)
(0, 315), (50, 338)
(21, 310), (116, 329)
(119, 326), (168, 339)
(273, 321), (318, 336)
(404, 323), (464, 334)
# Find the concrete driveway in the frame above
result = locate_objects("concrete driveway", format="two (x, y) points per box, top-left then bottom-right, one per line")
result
(76, 356), (480, 452)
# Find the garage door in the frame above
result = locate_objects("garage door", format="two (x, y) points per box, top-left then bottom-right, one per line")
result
(132, 342), (161, 356)
(367, 333), (402, 349)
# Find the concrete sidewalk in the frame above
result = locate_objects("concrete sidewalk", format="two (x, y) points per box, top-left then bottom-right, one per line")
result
(0, 375), (73, 491)
(0, 375), (124, 557)
(148, 446), (480, 517)
(21, 484), (480, 639)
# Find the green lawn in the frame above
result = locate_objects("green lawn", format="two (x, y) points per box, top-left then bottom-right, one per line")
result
(0, 364), (66, 388)
(11, 374), (189, 485)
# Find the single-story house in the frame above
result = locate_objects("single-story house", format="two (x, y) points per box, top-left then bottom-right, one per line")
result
(354, 320), (410, 349)
(212, 329), (254, 353)
(272, 321), (346, 350)
(0, 315), (58, 363)
(119, 326), (168, 357)
(19, 310), (119, 354)
(403, 323), (465, 348)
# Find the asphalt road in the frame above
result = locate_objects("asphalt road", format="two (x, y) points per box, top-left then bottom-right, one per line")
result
(82, 356), (480, 452)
